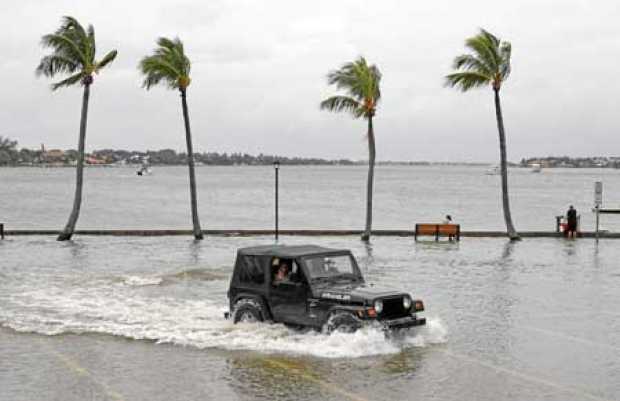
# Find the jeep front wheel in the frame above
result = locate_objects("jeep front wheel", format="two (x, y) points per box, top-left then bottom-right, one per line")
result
(323, 312), (362, 334)
(232, 299), (265, 324)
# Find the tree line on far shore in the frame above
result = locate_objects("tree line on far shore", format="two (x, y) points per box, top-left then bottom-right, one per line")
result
(3, 137), (618, 169)
(34, 16), (521, 242)
(0, 140), (357, 166)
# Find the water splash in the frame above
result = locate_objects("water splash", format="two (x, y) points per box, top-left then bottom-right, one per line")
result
(0, 286), (446, 359)
(121, 275), (163, 287)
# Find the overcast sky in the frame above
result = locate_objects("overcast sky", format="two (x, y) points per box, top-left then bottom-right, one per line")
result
(1, 0), (619, 162)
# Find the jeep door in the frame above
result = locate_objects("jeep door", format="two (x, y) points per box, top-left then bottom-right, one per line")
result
(269, 258), (309, 325)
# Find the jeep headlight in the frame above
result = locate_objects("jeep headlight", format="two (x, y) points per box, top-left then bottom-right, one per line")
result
(374, 299), (383, 314)
(403, 296), (412, 310)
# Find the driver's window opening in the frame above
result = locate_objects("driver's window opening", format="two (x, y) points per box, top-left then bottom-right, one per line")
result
(271, 258), (302, 286)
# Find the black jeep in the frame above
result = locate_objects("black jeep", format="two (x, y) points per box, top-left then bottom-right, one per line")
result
(226, 245), (426, 332)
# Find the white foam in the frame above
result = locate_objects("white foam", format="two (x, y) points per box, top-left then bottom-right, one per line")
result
(0, 286), (447, 358)
(121, 275), (163, 287)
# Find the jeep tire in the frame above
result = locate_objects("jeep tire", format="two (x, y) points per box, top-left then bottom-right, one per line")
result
(324, 311), (362, 334)
(233, 299), (265, 324)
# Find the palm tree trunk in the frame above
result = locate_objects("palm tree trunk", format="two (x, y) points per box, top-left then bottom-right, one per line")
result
(493, 89), (520, 241)
(361, 116), (375, 242)
(57, 82), (90, 241)
(180, 89), (204, 240)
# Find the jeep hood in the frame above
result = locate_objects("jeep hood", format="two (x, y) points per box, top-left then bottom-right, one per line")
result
(312, 282), (410, 304)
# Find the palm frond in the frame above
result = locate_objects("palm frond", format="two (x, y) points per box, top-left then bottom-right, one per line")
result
(86, 24), (96, 63)
(59, 16), (86, 38)
(37, 16), (116, 90)
(139, 56), (182, 89)
(452, 54), (492, 76)
(320, 96), (363, 118)
(51, 72), (84, 91)
(36, 54), (79, 77)
(58, 16), (93, 64)
(139, 37), (191, 91)
(464, 34), (498, 73)
(444, 72), (491, 91)
(448, 28), (512, 92)
(499, 42), (512, 80)
(95, 50), (117, 72)
(40, 33), (88, 67)
(322, 56), (381, 118)
(368, 65), (382, 102)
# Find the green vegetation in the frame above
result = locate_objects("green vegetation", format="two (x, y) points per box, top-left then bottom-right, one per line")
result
(0, 140), (359, 166)
(520, 157), (620, 168)
(139, 37), (203, 240)
(445, 29), (520, 241)
(320, 57), (382, 242)
(36, 16), (117, 241)
(0, 136), (19, 165)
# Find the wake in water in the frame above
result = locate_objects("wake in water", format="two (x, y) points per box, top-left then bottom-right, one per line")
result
(0, 269), (446, 358)
(0, 292), (446, 358)
(118, 267), (230, 287)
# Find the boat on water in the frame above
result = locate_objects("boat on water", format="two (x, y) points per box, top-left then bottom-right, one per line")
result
(136, 155), (152, 176)
(530, 163), (542, 173)
(136, 165), (152, 176)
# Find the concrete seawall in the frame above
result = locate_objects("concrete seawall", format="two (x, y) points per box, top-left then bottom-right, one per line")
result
(3, 229), (620, 238)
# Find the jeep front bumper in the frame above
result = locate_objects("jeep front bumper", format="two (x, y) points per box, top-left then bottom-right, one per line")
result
(381, 315), (426, 330)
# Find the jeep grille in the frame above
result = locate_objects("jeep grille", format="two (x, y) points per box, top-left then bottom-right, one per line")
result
(379, 297), (408, 319)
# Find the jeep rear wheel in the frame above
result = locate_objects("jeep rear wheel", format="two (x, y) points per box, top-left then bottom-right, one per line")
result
(233, 299), (265, 324)
(324, 312), (362, 334)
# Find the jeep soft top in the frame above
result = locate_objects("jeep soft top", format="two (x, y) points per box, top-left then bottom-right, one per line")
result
(237, 244), (347, 257)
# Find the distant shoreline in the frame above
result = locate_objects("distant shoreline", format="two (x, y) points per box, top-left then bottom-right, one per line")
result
(0, 162), (511, 168)
(4, 162), (619, 168)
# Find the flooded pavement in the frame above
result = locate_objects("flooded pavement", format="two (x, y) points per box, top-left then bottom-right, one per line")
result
(1, 235), (619, 401)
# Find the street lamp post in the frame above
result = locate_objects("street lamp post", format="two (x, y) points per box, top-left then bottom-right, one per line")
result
(274, 160), (280, 241)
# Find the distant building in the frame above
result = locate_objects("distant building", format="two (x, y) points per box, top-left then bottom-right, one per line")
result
(85, 156), (108, 165)
(42, 149), (66, 164)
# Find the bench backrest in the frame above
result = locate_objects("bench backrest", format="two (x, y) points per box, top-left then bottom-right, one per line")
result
(415, 224), (459, 235)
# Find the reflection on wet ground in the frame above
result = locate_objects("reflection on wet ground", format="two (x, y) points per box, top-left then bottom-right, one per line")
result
(1, 235), (619, 401)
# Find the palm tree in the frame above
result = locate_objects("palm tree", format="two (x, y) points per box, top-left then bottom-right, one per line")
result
(445, 29), (520, 240)
(139, 37), (203, 240)
(320, 57), (381, 241)
(36, 16), (117, 241)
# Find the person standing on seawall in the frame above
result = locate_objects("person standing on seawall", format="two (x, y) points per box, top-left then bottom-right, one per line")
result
(566, 205), (578, 238)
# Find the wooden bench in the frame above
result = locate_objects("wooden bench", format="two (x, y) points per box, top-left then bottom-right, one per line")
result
(415, 224), (460, 241)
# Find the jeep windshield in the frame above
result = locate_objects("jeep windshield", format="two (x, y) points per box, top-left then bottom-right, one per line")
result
(302, 254), (362, 283)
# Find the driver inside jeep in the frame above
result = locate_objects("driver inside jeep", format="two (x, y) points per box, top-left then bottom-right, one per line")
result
(273, 262), (290, 284)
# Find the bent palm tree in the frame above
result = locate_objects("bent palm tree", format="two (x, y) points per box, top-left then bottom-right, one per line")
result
(445, 29), (520, 240)
(320, 57), (381, 241)
(139, 37), (203, 240)
(36, 16), (117, 241)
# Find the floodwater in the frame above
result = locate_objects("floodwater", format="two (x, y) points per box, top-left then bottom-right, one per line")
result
(1, 235), (619, 401)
